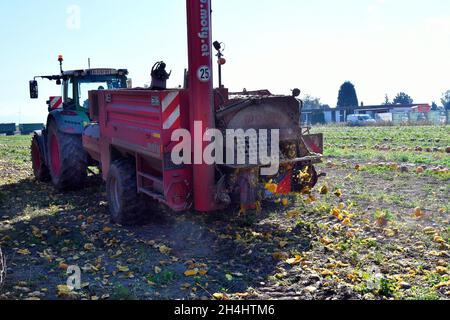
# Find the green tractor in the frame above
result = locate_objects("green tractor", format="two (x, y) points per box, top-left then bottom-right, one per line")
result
(29, 55), (129, 190)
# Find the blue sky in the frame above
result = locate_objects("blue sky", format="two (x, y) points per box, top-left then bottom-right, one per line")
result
(1, 0), (449, 123)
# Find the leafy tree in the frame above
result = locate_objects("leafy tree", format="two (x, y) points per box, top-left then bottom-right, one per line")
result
(303, 95), (323, 110)
(441, 90), (450, 110)
(382, 94), (391, 105)
(431, 102), (438, 111)
(337, 81), (358, 108)
(393, 92), (413, 105)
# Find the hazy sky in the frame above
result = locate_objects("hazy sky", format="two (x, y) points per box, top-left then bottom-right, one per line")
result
(1, 0), (449, 123)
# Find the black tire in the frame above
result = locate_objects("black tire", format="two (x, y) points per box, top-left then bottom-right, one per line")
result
(106, 159), (142, 225)
(47, 121), (88, 190)
(31, 133), (50, 182)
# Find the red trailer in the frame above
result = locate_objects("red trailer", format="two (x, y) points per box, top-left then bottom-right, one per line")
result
(69, 0), (323, 224)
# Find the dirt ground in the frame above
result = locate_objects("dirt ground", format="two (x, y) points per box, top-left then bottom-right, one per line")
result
(0, 133), (449, 300)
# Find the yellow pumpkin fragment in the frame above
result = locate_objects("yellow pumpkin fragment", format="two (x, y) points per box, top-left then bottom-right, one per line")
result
(286, 255), (302, 266)
(184, 269), (199, 277)
(319, 185), (329, 195)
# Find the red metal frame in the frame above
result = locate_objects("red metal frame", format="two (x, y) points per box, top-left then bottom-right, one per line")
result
(186, 0), (216, 212)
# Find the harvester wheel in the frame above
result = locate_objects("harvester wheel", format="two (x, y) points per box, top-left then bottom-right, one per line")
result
(106, 159), (142, 226)
(31, 133), (50, 182)
(47, 121), (88, 190)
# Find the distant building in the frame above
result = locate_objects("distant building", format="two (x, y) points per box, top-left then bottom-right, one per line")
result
(320, 103), (432, 124)
(301, 100), (435, 125)
(301, 104), (330, 125)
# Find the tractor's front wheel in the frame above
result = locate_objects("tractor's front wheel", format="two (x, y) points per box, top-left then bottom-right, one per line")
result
(106, 159), (142, 226)
(31, 133), (50, 182)
(47, 121), (88, 190)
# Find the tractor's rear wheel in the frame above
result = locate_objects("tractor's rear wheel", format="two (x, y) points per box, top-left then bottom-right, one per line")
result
(106, 159), (142, 226)
(47, 121), (88, 190)
(31, 133), (50, 182)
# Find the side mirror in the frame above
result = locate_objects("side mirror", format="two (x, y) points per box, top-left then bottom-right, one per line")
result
(29, 80), (38, 99)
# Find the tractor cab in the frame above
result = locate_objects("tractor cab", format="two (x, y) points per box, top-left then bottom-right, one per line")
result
(59, 68), (129, 111)
(30, 56), (128, 114)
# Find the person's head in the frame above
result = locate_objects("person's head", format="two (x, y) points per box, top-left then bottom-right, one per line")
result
(98, 86), (105, 90)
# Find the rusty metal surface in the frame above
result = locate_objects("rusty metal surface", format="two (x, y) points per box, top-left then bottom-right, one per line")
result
(216, 96), (322, 161)
(228, 89), (273, 97)
(214, 94), (324, 208)
(303, 133), (324, 155)
(217, 96), (301, 141)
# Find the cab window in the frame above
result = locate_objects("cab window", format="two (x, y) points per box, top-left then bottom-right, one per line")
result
(65, 79), (74, 102)
(63, 79), (75, 108)
(78, 79), (124, 109)
(78, 82), (108, 109)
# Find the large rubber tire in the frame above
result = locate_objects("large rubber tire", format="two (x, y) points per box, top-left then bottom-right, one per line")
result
(31, 133), (50, 182)
(106, 159), (142, 226)
(47, 121), (88, 190)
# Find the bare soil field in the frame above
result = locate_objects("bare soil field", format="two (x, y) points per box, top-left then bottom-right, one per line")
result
(0, 126), (449, 300)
